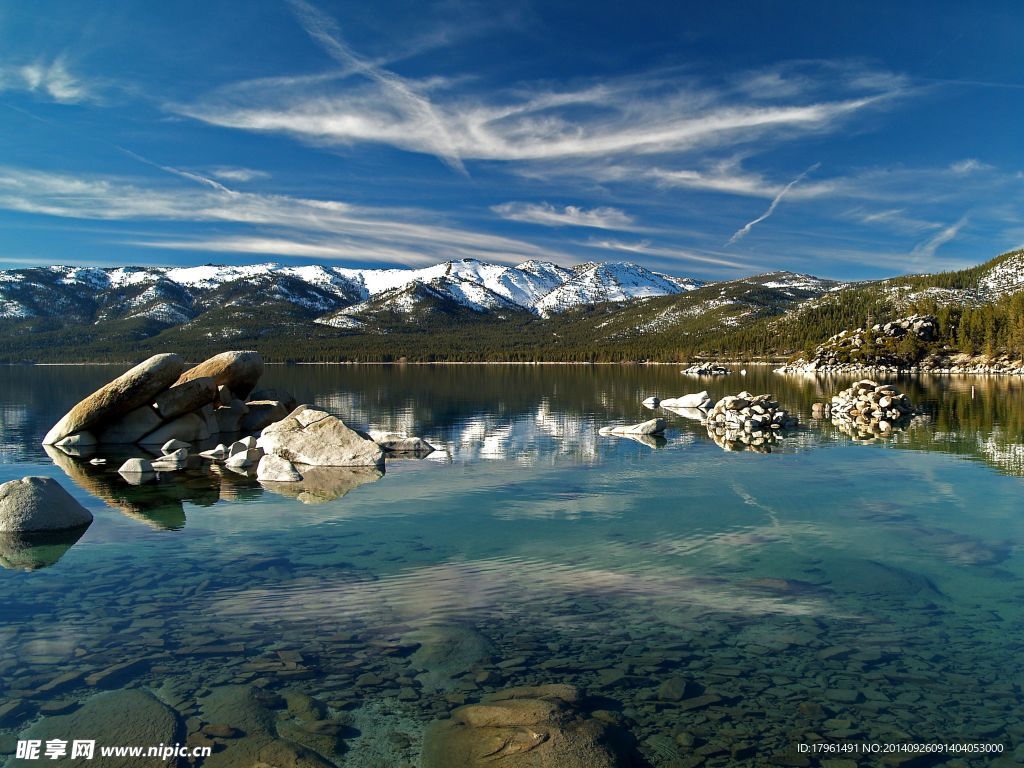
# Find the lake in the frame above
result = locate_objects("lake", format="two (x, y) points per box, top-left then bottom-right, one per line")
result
(1, 365), (1022, 767)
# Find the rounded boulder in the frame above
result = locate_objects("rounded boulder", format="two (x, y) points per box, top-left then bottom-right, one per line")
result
(0, 477), (94, 533)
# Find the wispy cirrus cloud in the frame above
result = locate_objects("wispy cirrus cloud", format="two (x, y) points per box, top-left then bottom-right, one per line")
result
(0, 166), (574, 266)
(726, 162), (820, 245)
(910, 215), (969, 263)
(207, 167), (271, 183)
(284, 0), (466, 173)
(0, 57), (92, 103)
(584, 237), (753, 272)
(492, 202), (635, 230)
(171, 5), (904, 172)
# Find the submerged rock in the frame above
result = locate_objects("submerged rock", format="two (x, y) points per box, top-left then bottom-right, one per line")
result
(405, 624), (494, 693)
(43, 353), (184, 445)
(0, 476), (93, 533)
(257, 406), (383, 467)
(422, 684), (629, 768)
(13, 689), (177, 768)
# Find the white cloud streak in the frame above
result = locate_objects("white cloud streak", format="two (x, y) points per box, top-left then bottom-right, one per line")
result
(173, 18), (900, 171)
(0, 57), (91, 103)
(0, 166), (575, 266)
(910, 216), (968, 262)
(284, 0), (466, 173)
(726, 162), (820, 245)
(585, 237), (753, 272)
(492, 202), (635, 230)
(208, 167), (271, 183)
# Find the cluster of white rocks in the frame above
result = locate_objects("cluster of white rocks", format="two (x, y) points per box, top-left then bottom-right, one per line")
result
(775, 314), (939, 375)
(705, 391), (798, 453)
(681, 363), (729, 376)
(33, 351), (441, 519)
(817, 379), (921, 439)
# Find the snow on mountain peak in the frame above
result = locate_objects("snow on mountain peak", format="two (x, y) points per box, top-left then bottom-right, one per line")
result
(0, 258), (701, 321)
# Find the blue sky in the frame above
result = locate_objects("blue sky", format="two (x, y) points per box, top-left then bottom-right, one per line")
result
(1, 0), (1022, 280)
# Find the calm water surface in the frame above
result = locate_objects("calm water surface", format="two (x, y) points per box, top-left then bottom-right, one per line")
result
(1, 365), (1023, 767)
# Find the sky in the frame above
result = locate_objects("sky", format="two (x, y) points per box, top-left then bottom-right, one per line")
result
(0, 0), (1022, 281)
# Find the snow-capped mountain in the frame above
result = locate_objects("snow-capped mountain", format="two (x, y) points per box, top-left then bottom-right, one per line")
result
(0, 258), (699, 324)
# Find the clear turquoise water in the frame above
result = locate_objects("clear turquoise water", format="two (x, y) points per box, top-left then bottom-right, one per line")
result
(1, 366), (1022, 766)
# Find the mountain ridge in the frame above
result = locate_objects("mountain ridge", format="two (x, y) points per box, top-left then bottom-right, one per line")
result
(1, 250), (1021, 363)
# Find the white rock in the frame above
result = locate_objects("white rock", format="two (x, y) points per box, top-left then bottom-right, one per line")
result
(257, 406), (383, 467)
(367, 430), (436, 453)
(0, 477), (94, 533)
(256, 454), (303, 482)
(599, 418), (666, 436)
(161, 439), (190, 455)
(660, 391), (712, 409)
(118, 458), (154, 476)
(225, 448), (263, 468)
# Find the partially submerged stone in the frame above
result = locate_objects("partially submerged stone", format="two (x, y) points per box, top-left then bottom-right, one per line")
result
(256, 454), (303, 482)
(257, 406), (383, 467)
(0, 477), (93, 533)
(368, 430), (437, 454)
(599, 418), (666, 436)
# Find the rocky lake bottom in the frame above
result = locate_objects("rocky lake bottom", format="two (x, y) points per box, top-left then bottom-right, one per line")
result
(1, 365), (1023, 767)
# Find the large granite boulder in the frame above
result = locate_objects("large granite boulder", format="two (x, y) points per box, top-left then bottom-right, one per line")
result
(0, 477), (93, 533)
(176, 350), (264, 400)
(422, 685), (628, 768)
(96, 404), (163, 444)
(43, 353), (184, 445)
(153, 376), (218, 420)
(138, 413), (208, 446)
(257, 406), (383, 467)
(215, 399), (249, 433)
(13, 689), (178, 768)
(241, 399), (290, 433)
